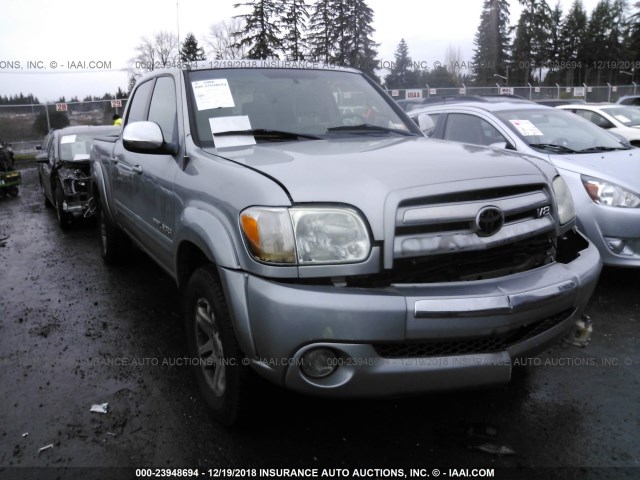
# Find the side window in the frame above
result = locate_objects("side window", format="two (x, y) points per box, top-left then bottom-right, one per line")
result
(48, 136), (56, 165)
(148, 76), (177, 143)
(126, 80), (154, 125)
(591, 112), (614, 129)
(574, 110), (614, 129)
(444, 114), (507, 146)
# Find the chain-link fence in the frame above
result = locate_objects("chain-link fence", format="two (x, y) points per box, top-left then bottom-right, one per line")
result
(2, 83), (639, 154)
(0, 99), (128, 155)
(387, 84), (639, 103)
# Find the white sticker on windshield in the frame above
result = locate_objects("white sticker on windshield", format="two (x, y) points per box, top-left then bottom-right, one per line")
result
(60, 135), (76, 144)
(209, 115), (256, 148)
(73, 154), (90, 160)
(509, 119), (543, 136)
(192, 79), (235, 111)
(614, 115), (630, 123)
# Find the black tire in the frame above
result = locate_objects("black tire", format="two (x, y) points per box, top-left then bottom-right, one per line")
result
(8, 186), (19, 197)
(183, 265), (252, 426)
(54, 182), (71, 230)
(40, 176), (52, 208)
(97, 200), (127, 264)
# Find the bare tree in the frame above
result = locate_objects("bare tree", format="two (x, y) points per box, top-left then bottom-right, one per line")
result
(204, 18), (248, 59)
(129, 31), (180, 78)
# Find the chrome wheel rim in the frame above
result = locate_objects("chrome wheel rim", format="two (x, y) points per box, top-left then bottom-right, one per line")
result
(194, 297), (226, 397)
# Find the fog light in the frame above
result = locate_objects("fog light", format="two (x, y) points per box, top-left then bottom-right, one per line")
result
(301, 348), (337, 378)
(605, 237), (635, 255)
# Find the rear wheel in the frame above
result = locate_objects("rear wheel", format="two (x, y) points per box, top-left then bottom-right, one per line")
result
(184, 265), (252, 426)
(7, 186), (19, 197)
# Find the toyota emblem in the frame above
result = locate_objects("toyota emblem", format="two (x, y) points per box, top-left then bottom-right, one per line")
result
(475, 206), (504, 237)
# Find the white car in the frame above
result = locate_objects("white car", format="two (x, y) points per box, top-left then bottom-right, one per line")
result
(557, 103), (640, 146)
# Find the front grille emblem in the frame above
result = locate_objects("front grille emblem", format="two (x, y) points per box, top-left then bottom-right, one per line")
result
(475, 206), (504, 237)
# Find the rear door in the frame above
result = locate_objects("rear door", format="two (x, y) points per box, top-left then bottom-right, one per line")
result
(112, 75), (180, 272)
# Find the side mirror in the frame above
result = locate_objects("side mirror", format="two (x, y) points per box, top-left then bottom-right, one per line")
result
(123, 121), (176, 155)
(417, 113), (435, 135)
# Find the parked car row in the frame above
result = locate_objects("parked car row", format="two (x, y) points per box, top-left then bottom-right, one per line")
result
(407, 98), (640, 268)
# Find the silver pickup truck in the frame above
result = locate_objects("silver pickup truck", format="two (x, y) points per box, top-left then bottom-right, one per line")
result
(92, 61), (602, 425)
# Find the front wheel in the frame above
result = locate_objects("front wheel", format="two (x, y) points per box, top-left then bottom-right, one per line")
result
(40, 176), (52, 207)
(55, 183), (71, 230)
(184, 265), (252, 426)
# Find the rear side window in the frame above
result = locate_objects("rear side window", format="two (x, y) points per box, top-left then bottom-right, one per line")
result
(444, 113), (507, 146)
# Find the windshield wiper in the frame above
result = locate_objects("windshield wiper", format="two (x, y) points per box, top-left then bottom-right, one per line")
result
(214, 129), (321, 140)
(528, 143), (578, 154)
(578, 146), (629, 153)
(326, 124), (417, 136)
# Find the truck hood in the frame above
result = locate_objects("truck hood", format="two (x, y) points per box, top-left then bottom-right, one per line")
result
(207, 137), (549, 203)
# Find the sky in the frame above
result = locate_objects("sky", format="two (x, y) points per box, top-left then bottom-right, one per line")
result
(0, 0), (603, 103)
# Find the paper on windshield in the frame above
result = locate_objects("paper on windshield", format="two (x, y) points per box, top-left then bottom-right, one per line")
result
(614, 115), (630, 123)
(60, 135), (76, 144)
(209, 115), (256, 148)
(509, 120), (543, 136)
(192, 79), (235, 111)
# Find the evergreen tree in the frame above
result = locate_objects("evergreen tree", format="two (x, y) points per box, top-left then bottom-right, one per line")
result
(544, 2), (564, 84)
(307, 0), (378, 78)
(233, 0), (284, 59)
(510, 0), (553, 84)
(345, 0), (379, 79)
(627, 2), (640, 79)
(307, 0), (334, 62)
(559, 0), (588, 85)
(585, 0), (627, 85)
(280, 0), (309, 60)
(385, 39), (418, 88)
(180, 33), (206, 62)
(471, 0), (511, 85)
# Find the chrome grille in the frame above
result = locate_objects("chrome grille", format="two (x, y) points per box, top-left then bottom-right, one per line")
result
(394, 186), (554, 260)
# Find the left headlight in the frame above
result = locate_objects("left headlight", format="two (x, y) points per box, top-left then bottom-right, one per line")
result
(581, 175), (640, 208)
(240, 206), (371, 265)
(552, 176), (575, 225)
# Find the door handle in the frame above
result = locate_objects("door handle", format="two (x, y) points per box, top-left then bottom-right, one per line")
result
(132, 165), (143, 174)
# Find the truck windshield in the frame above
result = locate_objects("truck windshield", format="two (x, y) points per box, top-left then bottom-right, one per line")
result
(186, 67), (415, 147)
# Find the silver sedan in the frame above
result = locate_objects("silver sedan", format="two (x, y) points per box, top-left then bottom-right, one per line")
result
(410, 102), (640, 267)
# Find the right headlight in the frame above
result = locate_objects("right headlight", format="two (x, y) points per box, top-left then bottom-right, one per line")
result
(581, 175), (640, 208)
(552, 175), (576, 225)
(240, 206), (371, 265)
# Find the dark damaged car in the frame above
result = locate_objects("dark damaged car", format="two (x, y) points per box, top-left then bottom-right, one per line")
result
(38, 125), (120, 229)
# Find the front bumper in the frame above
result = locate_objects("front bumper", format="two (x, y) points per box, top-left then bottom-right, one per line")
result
(221, 232), (602, 397)
(577, 202), (640, 268)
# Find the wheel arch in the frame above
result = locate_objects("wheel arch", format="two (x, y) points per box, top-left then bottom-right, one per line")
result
(91, 162), (116, 222)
